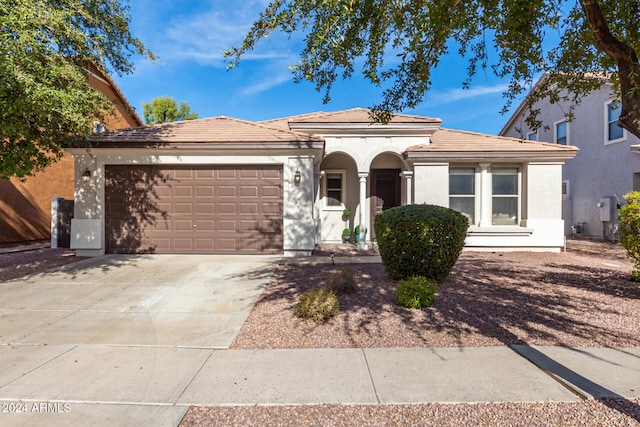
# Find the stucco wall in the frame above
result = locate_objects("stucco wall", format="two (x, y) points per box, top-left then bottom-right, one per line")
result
(70, 151), (319, 256)
(502, 85), (640, 238)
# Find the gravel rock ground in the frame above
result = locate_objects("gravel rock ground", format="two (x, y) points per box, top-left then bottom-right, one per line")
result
(0, 247), (86, 282)
(180, 399), (640, 427)
(231, 243), (640, 349)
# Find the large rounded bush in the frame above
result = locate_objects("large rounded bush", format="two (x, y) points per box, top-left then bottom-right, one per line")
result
(374, 204), (468, 281)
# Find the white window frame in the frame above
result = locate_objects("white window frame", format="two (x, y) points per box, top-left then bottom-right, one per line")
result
(527, 131), (538, 141)
(322, 170), (346, 210)
(449, 167), (478, 226)
(604, 100), (626, 145)
(554, 120), (568, 145)
(491, 167), (521, 226)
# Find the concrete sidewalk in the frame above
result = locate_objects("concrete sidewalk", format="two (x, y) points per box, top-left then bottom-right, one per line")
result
(0, 345), (638, 426)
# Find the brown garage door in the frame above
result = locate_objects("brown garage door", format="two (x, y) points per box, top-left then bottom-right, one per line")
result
(105, 165), (283, 254)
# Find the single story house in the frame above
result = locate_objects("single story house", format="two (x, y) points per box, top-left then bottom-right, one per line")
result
(68, 108), (578, 257)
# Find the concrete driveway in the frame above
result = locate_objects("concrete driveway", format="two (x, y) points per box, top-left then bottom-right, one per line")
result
(0, 254), (280, 426)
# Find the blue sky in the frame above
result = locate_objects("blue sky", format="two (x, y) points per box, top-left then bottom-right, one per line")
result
(113, 0), (524, 135)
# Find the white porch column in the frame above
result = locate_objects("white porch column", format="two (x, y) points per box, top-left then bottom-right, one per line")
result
(358, 173), (369, 249)
(478, 163), (492, 227)
(314, 169), (324, 244)
(401, 171), (413, 205)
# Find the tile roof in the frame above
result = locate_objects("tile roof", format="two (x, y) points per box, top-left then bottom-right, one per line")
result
(90, 116), (323, 144)
(408, 128), (578, 157)
(261, 107), (441, 131)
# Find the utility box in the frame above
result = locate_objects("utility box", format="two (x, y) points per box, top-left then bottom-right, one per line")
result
(598, 197), (613, 222)
(51, 197), (74, 248)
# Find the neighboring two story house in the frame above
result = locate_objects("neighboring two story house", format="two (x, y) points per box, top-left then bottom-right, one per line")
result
(68, 108), (577, 256)
(500, 74), (640, 239)
(0, 65), (143, 245)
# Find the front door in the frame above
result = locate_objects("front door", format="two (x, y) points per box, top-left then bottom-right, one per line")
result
(370, 169), (401, 239)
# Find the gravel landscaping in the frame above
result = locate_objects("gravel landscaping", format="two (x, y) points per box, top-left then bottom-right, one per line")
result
(180, 399), (640, 427)
(231, 240), (640, 350)
(0, 247), (86, 282)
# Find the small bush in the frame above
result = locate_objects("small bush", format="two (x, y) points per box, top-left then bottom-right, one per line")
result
(295, 287), (339, 323)
(618, 191), (640, 281)
(395, 276), (439, 309)
(374, 204), (468, 281)
(329, 267), (357, 295)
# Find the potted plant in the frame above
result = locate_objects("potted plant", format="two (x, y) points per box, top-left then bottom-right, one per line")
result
(342, 228), (351, 243)
(355, 225), (367, 243)
(342, 208), (351, 218)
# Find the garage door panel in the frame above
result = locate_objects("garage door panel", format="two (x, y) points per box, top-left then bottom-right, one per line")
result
(195, 220), (214, 231)
(174, 203), (194, 214)
(262, 203), (283, 214)
(196, 186), (214, 197)
(217, 169), (237, 179)
(217, 219), (237, 232)
(239, 169), (259, 179)
(174, 239), (194, 250)
(261, 186), (281, 197)
(218, 203), (237, 214)
(239, 203), (258, 214)
(174, 186), (193, 198)
(239, 219), (259, 231)
(196, 169), (214, 179)
(196, 239), (214, 250)
(196, 203), (214, 214)
(218, 186), (236, 197)
(106, 165), (282, 254)
(240, 186), (259, 197)
(217, 239), (237, 250)
(174, 168), (194, 179)
(174, 220), (193, 231)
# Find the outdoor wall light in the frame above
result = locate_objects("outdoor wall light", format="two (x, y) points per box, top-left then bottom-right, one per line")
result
(294, 169), (301, 185)
(81, 168), (91, 183)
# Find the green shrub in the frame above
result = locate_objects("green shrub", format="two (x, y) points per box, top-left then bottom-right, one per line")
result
(618, 191), (640, 281)
(329, 267), (357, 295)
(295, 287), (339, 323)
(374, 204), (468, 281)
(395, 276), (439, 309)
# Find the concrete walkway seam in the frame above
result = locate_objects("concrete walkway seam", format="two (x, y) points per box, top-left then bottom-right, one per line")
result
(361, 348), (382, 404)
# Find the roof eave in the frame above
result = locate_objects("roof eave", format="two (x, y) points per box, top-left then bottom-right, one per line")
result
(405, 150), (578, 162)
(82, 140), (325, 150)
(289, 122), (441, 134)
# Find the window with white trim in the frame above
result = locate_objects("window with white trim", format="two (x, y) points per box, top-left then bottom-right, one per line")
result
(492, 167), (519, 225)
(323, 170), (346, 209)
(449, 168), (476, 225)
(527, 131), (537, 141)
(605, 101), (625, 143)
(555, 120), (567, 145)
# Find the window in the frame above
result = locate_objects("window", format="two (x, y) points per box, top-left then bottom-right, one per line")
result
(492, 168), (519, 225)
(555, 121), (567, 145)
(606, 101), (625, 143)
(527, 131), (537, 141)
(562, 180), (569, 201)
(449, 168), (475, 224)
(324, 171), (345, 208)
